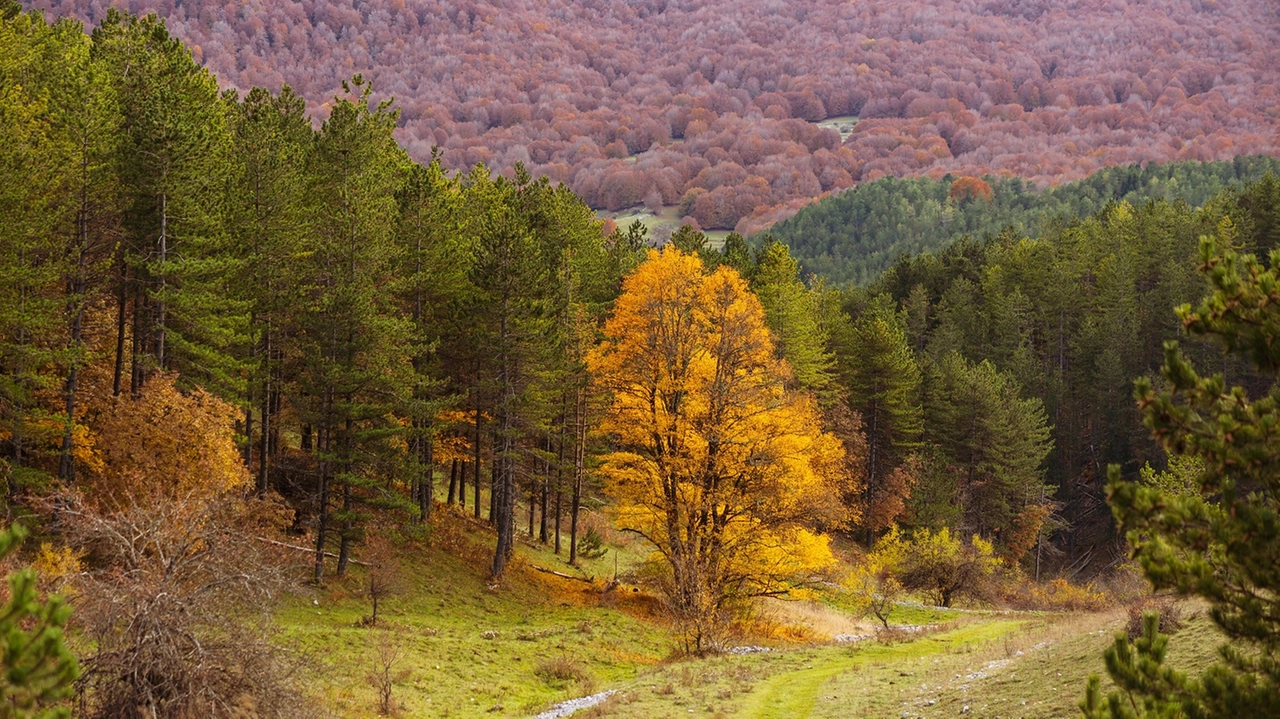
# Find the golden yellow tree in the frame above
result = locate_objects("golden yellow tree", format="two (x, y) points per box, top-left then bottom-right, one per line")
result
(588, 248), (841, 651)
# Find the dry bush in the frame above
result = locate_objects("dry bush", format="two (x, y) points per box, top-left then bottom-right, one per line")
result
(1001, 576), (1113, 612)
(360, 532), (404, 627)
(1094, 561), (1150, 605)
(535, 655), (593, 690)
(49, 490), (309, 719)
(1126, 595), (1185, 640)
(367, 630), (410, 716)
(84, 373), (250, 507)
(579, 511), (632, 550)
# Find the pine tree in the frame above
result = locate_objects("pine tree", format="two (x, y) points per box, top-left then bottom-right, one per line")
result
(923, 352), (1053, 560)
(750, 238), (834, 396)
(834, 296), (923, 540)
(0, 7), (76, 498)
(395, 156), (467, 522)
(40, 17), (120, 484)
(226, 85), (312, 493)
(297, 76), (411, 582)
(92, 10), (244, 399)
(1082, 232), (1280, 717)
(0, 523), (80, 718)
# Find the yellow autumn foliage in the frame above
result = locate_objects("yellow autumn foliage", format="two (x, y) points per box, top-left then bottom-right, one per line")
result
(86, 373), (249, 507)
(588, 248), (841, 650)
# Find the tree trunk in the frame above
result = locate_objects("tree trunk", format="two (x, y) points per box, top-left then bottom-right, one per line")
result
(314, 421), (331, 584)
(130, 291), (143, 396)
(569, 387), (586, 565)
(539, 432), (550, 543)
(554, 418), (565, 555)
(112, 260), (127, 397)
(457, 460), (466, 507)
(337, 480), (352, 576)
(489, 429), (499, 524)
(243, 329), (255, 468)
(491, 297), (516, 578)
(473, 396), (482, 519)
(257, 327), (271, 496)
(59, 180), (90, 483)
(527, 478), (536, 537)
(447, 458), (458, 505)
(337, 416), (353, 577)
(421, 430), (434, 521)
(155, 192), (168, 371)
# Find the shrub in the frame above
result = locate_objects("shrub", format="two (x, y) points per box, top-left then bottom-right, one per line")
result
(1125, 595), (1184, 640)
(576, 527), (609, 560)
(53, 491), (307, 719)
(844, 528), (907, 628)
(896, 528), (999, 608)
(535, 655), (593, 689)
(1002, 576), (1112, 612)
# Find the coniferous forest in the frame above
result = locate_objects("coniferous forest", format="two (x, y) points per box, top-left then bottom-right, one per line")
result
(1, 2), (1279, 718)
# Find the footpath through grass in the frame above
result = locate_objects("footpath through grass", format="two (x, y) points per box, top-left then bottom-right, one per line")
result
(273, 502), (1224, 718)
(582, 609), (1222, 718)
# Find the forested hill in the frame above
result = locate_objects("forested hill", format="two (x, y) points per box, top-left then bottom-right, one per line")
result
(768, 156), (1280, 285)
(22, 0), (1280, 234)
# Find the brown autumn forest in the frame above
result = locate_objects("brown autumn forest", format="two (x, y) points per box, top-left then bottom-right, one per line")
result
(26, 0), (1280, 234)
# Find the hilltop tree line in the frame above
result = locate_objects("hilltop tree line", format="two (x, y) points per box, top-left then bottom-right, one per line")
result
(23, 0), (1280, 233)
(769, 155), (1280, 285)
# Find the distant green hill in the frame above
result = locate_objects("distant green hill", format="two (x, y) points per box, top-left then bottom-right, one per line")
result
(766, 156), (1280, 286)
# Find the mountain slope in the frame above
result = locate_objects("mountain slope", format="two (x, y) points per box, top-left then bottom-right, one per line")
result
(26, 0), (1280, 232)
(768, 156), (1280, 285)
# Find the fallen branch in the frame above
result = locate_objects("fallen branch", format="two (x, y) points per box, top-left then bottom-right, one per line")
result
(530, 564), (594, 585)
(253, 536), (369, 567)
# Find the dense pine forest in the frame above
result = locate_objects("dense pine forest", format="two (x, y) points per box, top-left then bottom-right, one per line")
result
(769, 155), (1280, 285)
(2, 3), (1279, 718)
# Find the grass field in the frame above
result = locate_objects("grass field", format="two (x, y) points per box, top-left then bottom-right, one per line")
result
(275, 503), (1221, 718)
(275, 507), (670, 718)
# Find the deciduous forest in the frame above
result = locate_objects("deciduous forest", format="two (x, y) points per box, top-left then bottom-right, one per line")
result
(2, 1), (1278, 717)
(22, 0), (1280, 234)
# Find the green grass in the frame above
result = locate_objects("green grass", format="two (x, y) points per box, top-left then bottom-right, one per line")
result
(275, 507), (669, 717)
(571, 609), (1223, 718)
(275, 483), (1224, 718)
(581, 618), (1026, 718)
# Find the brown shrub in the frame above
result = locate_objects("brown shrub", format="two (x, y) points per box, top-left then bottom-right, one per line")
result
(1126, 595), (1184, 640)
(51, 490), (310, 719)
(535, 655), (593, 689)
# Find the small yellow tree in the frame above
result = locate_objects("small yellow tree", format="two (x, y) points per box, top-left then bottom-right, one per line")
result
(588, 248), (841, 651)
(847, 527), (907, 628)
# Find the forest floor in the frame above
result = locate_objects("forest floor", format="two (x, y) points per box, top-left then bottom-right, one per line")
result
(274, 504), (1220, 718)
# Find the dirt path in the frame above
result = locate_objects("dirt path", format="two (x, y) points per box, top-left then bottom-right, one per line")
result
(741, 620), (1028, 719)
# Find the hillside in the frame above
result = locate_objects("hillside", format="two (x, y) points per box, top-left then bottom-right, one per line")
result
(25, 0), (1280, 232)
(283, 506), (1223, 718)
(768, 155), (1280, 285)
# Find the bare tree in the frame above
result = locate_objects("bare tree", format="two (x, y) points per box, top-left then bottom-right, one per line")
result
(367, 630), (409, 715)
(49, 490), (312, 719)
(362, 532), (403, 627)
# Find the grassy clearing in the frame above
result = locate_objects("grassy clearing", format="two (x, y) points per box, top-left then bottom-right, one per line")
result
(273, 484), (1223, 718)
(275, 507), (669, 718)
(579, 617), (1026, 718)
(597, 205), (730, 247)
(815, 115), (859, 141)
(575, 607), (1222, 718)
